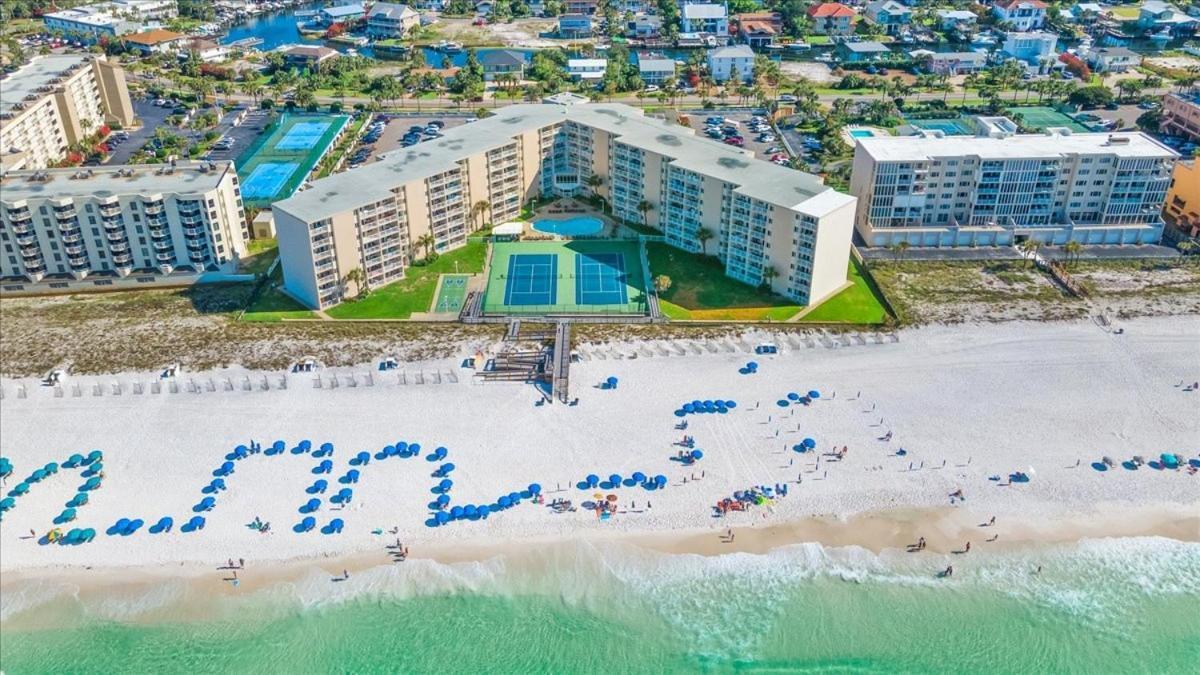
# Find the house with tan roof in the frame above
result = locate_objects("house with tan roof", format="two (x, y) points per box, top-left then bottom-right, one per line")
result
(122, 28), (186, 55)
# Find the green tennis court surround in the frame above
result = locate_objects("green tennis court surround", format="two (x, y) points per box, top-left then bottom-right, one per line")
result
(483, 240), (648, 316)
(236, 112), (350, 208)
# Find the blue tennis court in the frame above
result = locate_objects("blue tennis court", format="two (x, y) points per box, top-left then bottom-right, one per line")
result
(242, 162), (300, 200)
(575, 252), (628, 305)
(276, 121), (332, 150)
(504, 253), (558, 306)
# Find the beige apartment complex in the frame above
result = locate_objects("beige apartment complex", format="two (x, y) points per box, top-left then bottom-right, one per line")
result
(1, 161), (248, 286)
(1161, 91), (1200, 142)
(0, 55), (135, 174)
(274, 103), (856, 311)
(849, 129), (1177, 247)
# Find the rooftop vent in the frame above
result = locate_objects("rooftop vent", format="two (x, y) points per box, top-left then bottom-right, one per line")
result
(1107, 135), (1130, 145)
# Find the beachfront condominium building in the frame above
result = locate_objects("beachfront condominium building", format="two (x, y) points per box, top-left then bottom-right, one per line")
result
(273, 103), (856, 310)
(0, 55), (135, 174)
(1165, 161), (1199, 238)
(0, 161), (247, 285)
(849, 130), (1178, 248)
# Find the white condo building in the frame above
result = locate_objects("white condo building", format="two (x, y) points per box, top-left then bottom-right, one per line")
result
(1, 161), (248, 286)
(0, 55), (136, 174)
(274, 103), (856, 311)
(43, 0), (177, 41)
(849, 130), (1178, 247)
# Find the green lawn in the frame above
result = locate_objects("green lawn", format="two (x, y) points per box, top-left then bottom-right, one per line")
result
(242, 286), (314, 322)
(647, 243), (802, 321)
(238, 238), (279, 275)
(326, 240), (487, 319)
(797, 259), (890, 324)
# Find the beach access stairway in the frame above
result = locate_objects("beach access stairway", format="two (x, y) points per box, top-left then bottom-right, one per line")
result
(476, 348), (550, 383)
(551, 321), (571, 403)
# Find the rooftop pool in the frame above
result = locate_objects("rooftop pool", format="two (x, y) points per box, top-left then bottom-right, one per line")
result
(531, 216), (604, 237)
(849, 129), (877, 139)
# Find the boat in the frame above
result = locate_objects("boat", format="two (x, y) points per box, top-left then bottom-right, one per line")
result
(435, 41), (463, 53)
(1149, 28), (1173, 44)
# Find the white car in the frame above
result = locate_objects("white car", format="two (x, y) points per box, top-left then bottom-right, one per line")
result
(644, 85), (660, 92)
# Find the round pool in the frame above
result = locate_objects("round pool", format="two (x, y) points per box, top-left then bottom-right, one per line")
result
(531, 216), (604, 237)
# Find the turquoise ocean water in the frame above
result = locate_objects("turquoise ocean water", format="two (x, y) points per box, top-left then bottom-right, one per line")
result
(2, 537), (1198, 673)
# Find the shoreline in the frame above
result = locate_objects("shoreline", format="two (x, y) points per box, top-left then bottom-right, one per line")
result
(4, 502), (1197, 628)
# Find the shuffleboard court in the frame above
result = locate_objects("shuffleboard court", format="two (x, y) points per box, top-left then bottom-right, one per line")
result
(432, 274), (471, 313)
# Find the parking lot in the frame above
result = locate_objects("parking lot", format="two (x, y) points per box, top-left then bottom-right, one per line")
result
(201, 109), (273, 163)
(104, 99), (174, 165)
(678, 110), (789, 165)
(359, 114), (470, 165)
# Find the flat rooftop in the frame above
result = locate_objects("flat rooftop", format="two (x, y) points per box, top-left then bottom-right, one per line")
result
(275, 103), (837, 223)
(0, 162), (236, 202)
(0, 55), (92, 115)
(855, 131), (1179, 162)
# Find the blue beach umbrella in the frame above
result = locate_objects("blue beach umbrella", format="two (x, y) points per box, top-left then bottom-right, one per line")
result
(586, 474), (599, 488)
(683, 403), (695, 413)
(450, 505), (464, 520)
(776, 400), (789, 408)
(478, 505), (491, 518)
(787, 392), (800, 401)
(808, 390), (820, 399)
(632, 471), (646, 482)
(803, 438), (816, 449)
(43, 462), (58, 475)
(691, 450), (704, 460)
(435, 511), (450, 525)
(528, 483), (541, 495)
(149, 516), (173, 534)
(124, 519), (144, 535)
(654, 475), (667, 486)
(498, 495), (512, 508)
(436, 494), (450, 508)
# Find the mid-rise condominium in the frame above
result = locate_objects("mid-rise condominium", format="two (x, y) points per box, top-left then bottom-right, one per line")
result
(274, 103), (856, 310)
(1, 161), (248, 284)
(849, 129), (1177, 247)
(0, 55), (135, 174)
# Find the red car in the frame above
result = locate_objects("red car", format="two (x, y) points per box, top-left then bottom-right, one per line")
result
(723, 136), (744, 147)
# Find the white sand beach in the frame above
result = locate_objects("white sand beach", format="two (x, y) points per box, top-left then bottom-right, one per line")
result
(2, 317), (1197, 580)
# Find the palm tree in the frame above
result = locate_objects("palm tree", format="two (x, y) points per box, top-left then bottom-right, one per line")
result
(585, 173), (603, 200)
(653, 274), (671, 294)
(636, 199), (653, 228)
(1018, 238), (1040, 267)
(1063, 240), (1083, 267)
(471, 200), (490, 230)
(697, 227), (714, 255)
(760, 265), (778, 290)
(342, 267), (368, 297)
(1177, 239), (1198, 262)
(889, 241), (911, 261)
(415, 233), (435, 260)
(242, 80), (264, 104)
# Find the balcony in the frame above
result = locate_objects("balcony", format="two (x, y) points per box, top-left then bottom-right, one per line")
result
(149, 228), (171, 241)
(20, 248), (41, 260)
(106, 231), (128, 243)
(61, 232), (82, 244)
(103, 221), (126, 234)
(98, 203), (121, 217)
(15, 233), (37, 247)
(143, 203), (164, 215)
(183, 226), (205, 237)
(54, 208), (77, 220)
(153, 240), (173, 252)
(178, 207), (202, 219)
(180, 215), (204, 227)
(186, 240), (207, 252)
(65, 244), (84, 256)
(11, 222), (33, 235)
(156, 252), (175, 263)
(112, 253), (132, 265)
(109, 241), (129, 253)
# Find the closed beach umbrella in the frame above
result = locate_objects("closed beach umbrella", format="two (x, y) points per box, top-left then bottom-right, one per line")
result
(654, 475), (667, 486)
(10, 482), (29, 496)
(725, 401), (737, 408)
(777, 400), (789, 407)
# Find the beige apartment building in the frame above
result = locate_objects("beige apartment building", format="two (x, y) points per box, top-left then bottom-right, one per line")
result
(1161, 91), (1200, 142)
(850, 128), (1177, 247)
(274, 103), (856, 311)
(0, 55), (135, 174)
(1, 161), (248, 287)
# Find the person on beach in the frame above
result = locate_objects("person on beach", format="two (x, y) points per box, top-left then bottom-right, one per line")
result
(988, 516), (996, 526)
(343, 569), (349, 580)
(918, 537), (926, 550)
(239, 558), (244, 569)
(964, 542), (971, 553)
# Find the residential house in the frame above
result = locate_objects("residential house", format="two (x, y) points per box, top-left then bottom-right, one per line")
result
(836, 41), (891, 63)
(567, 58), (607, 83)
(317, 3), (366, 26)
(1001, 31), (1059, 73)
(1087, 46), (1140, 73)
(734, 12), (782, 49)
(1138, 1), (1199, 34)
(282, 45), (341, 70)
(911, 49), (987, 75)
(636, 53), (676, 85)
(936, 9), (977, 32)
(992, 0), (1047, 31)
(1068, 3), (1107, 22)
(807, 3), (857, 36)
(121, 28), (186, 55)
(479, 49), (526, 80)
(178, 38), (230, 63)
(564, 0), (598, 14)
(366, 2), (420, 38)
(1162, 91), (1200, 141)
(865, 0), (911, 36)
(626, 15), (662, 39)
(681, 2), (729, 35)
(706, 44), (754, 83)
(558, 13), (594, 38)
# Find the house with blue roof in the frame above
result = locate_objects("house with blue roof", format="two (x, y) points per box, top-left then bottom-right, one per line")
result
(318, 3), (366, 26)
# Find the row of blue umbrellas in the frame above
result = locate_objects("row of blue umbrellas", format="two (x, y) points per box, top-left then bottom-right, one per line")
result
(577, 473), (667, 491)
(675, 399), (737, 417)
(294, 516), (344, 534)
(425, 484), (542, 528)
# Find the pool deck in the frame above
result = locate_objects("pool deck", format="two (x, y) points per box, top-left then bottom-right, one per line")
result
(526, 199), (614, 239)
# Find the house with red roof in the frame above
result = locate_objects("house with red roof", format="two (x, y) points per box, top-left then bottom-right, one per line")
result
(807, 3), (857, 36)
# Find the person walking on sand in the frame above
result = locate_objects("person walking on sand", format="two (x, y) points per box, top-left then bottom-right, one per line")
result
(964, 541), (971, 553)
(343, 569), (349, 580)
(918, 537), (926, 550)
(988, 516), (995, 527)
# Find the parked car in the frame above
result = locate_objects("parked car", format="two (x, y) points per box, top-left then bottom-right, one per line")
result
(724, 136), (744, 147)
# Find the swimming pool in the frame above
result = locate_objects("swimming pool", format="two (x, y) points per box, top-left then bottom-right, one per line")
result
(531, 216), (604, 237)
(849, 129), (876, 139)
